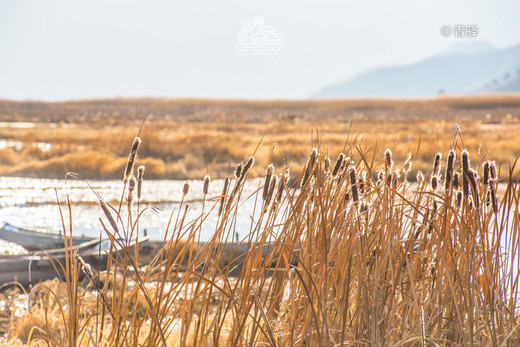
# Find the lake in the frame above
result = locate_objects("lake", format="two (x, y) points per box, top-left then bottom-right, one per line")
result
(0, 176), (266, 253)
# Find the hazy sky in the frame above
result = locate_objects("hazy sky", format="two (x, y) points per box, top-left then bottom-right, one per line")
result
(0, 0), (519, 100)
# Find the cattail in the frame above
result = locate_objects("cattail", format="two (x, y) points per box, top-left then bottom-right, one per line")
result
(417, 171), (424, 185)
(349, 168), (359, 204)
(430, 175), (438, 191)
(76, 254), (95, 279)
(124, 137), (141, 183)
(377, 170), (385, 185)
(433, 152), (442, 175)
(183, 181), (190, 196)
(241, 156), (255, 178)
(332, 153), (344, 177)
(300, 159), (311, 189)
(137, 165), (145, 200)
(489, 179), (498, 213)
(263, 164), (274, 201)
(218, 177), (230, 216)
(203, 175), (210, 196)
(276, 172), (286, 205)
(445, 150), (455, 193)
(462, 150), (470, 199)
(324, 156), (331, 173)
(468, 168), (480, 208)
(482, 161), (490, 185)
(489, 161), (497, 180)
(341, 157), (350, 170)
(310, 148), (318, 169)
(403, 153), (412, 174)
(265, 175), (278, 207)
(127, 176), (136, 211)
(453, 172), (460, 189)
(386, 171), (393, 187)
(392, 168), (400, 189)
(456, 190), (463, 208)
(384, 148), (393, 169)
(99, 199), (118, 234)
(235, 162), (243, 180)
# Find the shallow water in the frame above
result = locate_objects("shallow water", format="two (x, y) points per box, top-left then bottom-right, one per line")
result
(0, 177), (266, 250)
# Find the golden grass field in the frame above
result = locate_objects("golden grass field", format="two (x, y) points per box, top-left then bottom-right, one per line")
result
(0, 94), (520, 180)
(0, 94), (520, 345)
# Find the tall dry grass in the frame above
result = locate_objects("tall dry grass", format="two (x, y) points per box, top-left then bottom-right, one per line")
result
(1, 95), (520, 180)
(5, 128), (520, 346)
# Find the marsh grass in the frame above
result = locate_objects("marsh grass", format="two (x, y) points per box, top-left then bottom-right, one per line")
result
(4, 130), (520, 346)
(2, 95), (520, 181)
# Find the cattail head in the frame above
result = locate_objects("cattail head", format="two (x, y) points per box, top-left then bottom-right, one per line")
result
(263, 164), (274, 201)
(124, 137), (141, 183)
(349, 168), (359, 204)
(453, 172), (460, 189)
(433, 152), (442, 175)
(430, 175), (438, 191)
(377, 170), (385, 184)
(203, 175), (210, 196)
(403, 153), (412, 174)
(99, 199), (118, 234)
(276, 172), (286, 205)
(265, 175), (278, 207)
(324, 156), (331, 173)
(483, 161), (490, 185)
(127, 176), (136, 212)
(128, 176), (136, 192)
(235, 162), (243, 180)
(332, 153), (345, 177)
(384, 148), (393, 169)
(137, 165), (145, 200)
(468, 168), (480, 208)
(241, 156), (255, 178)
(386, 171), (393, 186)
(218, 177), (230, 216)
(392, 167), (400, 189)
(417, 171), (424, 184)
(461, 150), (470, 198)
(310, 148), (318, 168)
(488, 179), (498, 213)
(183, 181), (190, 196)
(489, 161), (497, 180)
(456, 190), (463, 208)
(445, 150), (455, 193)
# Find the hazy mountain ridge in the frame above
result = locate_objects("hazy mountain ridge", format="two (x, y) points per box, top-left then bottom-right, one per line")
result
(313, 42), (520, 98)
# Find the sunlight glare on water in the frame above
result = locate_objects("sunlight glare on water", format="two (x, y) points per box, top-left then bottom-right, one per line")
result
(0, 177), (267, 246)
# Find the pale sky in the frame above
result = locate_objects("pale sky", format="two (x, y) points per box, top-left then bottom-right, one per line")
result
(0, 0), (519, 100)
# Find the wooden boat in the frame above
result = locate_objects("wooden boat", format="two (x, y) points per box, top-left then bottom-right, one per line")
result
(0, 236), (150, 286)
(0, 222), (95, 251)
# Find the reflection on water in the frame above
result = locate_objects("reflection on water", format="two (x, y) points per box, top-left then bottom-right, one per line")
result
(0, 177), (266, 246)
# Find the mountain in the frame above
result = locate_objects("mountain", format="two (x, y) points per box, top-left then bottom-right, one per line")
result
(313, 42), (520, 98)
